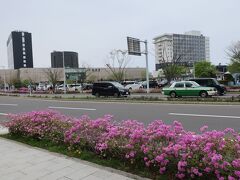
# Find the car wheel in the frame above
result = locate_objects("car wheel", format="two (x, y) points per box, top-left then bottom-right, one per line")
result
(114, 93), (119, 98)
(129, 87), (132, 91)
(95, 92), (100, 97)
(170, 91), (176, 98)
(200, 91), (208, 98)
(217, 91), (224, 96)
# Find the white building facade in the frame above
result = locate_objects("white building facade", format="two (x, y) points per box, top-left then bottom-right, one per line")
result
(153, 31), (210, 71)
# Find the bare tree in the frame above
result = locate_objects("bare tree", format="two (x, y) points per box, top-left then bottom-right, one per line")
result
(80, 62), (94, 82)
(226, 41), (240, 73)
(158, 44), (190, 83)
(227, 41), (240, 62)
(44, 69), (61, 92)
(105, 49), (130, 82)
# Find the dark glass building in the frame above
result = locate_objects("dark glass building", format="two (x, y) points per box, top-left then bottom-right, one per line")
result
(7, 31), (33, 69)
(51, 51), (79, 68)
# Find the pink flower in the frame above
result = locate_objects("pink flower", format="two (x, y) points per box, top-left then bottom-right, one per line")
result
(228, 176), (235, 180)
(234, 171), (240, 177)
(200, 125), (208, 133)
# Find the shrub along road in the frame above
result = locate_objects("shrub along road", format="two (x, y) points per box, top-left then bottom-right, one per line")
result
(0, 96), (240, 132)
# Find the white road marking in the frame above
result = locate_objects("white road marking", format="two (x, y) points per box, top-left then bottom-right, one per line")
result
(48, 106), (96, 111)
(169, 113), (240, 119)
(30, 99), (240, 107)
(0, 104), (18, 106)
(0, 113), (8, 116)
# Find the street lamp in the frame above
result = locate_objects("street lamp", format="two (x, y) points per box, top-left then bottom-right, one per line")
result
(62, 51), (66, 94)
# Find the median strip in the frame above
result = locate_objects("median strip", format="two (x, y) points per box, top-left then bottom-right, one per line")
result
(169, 113), (240, 119)
(48, 106), (96, 111)
(0, 104), (18, 106)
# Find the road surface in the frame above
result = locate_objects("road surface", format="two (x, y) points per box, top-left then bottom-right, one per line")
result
(0, 96), (240, 132)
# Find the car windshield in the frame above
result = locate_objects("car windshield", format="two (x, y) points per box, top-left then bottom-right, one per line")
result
(213, 79), (220, 85)
(111, 82), (124, 88)
(191, 81), (200, 87)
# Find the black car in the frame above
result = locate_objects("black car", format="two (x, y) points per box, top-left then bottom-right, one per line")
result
(142, 80), (160, 88)
(92, 82), (130, 97)
(82, 83), (93, 90)
(189, 78), (226, 95)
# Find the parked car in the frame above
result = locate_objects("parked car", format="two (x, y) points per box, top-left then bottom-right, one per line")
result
(68, 84), (82, 92)
(92, 81), (130, 97)
(82, 83), (93, 90)
(125, 83), (143, 90)
(57, 84), (82, 92)
(162, 81), (217, 98)
(18, 87), (29, 93)
(189, 78), (226, 95)
(141, 80), (160, 88)
(57, 84), (68, 91)
(158, 80), (168, 87)
(121, 81), (137, 86)
(36, 84), (48, 91)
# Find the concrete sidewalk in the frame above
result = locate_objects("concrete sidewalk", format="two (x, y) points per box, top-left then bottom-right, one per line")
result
(0, 138), (136, 180)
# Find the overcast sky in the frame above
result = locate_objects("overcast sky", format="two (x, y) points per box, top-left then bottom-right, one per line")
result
(1, 0), (240, 71)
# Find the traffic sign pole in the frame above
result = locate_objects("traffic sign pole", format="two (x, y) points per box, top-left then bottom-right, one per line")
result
(127, 37), (150, 93)
(144, 40), (150, 93)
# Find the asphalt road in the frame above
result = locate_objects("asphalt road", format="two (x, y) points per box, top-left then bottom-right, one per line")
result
(0, 96), (240, 132)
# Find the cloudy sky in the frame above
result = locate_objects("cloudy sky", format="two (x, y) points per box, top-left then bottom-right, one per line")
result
(0, 0), (240, 71)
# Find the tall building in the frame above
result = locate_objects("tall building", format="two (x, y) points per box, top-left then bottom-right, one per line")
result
(153, 31), (210, 70)
(51, 51), (79, 68)
(7, 31), (33, 69)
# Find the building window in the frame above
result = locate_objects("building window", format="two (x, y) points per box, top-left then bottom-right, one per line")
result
(22, 43), (25, 47)
(22, 32), (25, 36)
(22, 37), (25, 43)
(23, 60), (26, 63)
(23, 47), (25, 51)
(23, 56), (26, 59)
(23, 64), (26, 67)
(23, 52), (26, 55)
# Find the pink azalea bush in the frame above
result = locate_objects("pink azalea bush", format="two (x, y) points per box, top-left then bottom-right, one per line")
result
(6, 110), (73, 143)
(5, 110), (240, 179)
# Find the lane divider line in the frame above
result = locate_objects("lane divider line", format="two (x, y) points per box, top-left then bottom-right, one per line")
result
(0, 113), (8, 116)
(169, 113), (240, 119)
(0, 104), (18, 106)
(48, 106), (96, 111)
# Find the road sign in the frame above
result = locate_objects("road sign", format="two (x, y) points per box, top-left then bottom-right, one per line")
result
(127, 37), (141, 56)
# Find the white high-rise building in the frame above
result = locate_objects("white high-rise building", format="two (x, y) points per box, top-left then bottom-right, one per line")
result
(153, 31), (210, 70)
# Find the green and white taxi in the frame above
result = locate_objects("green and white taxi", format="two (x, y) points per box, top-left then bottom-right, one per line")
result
(162, 81), (217, 98)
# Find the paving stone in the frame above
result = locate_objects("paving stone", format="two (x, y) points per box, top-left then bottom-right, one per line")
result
(0, 171), (27, 180)
(0, 138), (133, 180)
(38, 167), (77, 180)
(65, 167), (99, 179)
(90, 170), (115, 179)
(57, 177), (73, 180)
